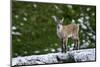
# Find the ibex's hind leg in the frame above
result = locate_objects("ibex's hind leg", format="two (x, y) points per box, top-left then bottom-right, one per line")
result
(73, 40), (76, 50)
(77, 38), (80, 50)
(64, 44), (67, 53)
(72, 34), (79, 50)
(73, 38), (79, 50)
(73, 39), (77, 50)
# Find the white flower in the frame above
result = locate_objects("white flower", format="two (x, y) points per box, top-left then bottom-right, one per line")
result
(12, 26), (16, 30)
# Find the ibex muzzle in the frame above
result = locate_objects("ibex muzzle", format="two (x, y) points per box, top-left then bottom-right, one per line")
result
(52, 16), (80, 53)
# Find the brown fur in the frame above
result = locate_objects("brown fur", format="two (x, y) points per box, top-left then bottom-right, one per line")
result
(58, 23), (79, 53)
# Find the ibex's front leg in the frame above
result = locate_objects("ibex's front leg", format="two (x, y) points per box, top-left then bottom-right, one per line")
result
(64, 38), (68, 52)
(62, 38), (68, 53)
(61, 39), (64, 53)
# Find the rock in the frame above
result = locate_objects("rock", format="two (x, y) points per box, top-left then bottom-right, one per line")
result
(12, 48), (96, 66)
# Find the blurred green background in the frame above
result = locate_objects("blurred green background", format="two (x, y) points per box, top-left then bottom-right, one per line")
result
(12, 1), (96, 57)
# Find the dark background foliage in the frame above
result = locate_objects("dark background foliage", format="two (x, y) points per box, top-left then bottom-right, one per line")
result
(12, 1), (96, 57)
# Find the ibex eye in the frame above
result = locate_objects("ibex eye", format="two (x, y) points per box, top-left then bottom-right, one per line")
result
(58, 26), (60, 29)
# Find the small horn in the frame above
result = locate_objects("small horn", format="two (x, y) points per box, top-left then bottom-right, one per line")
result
(60, 17), (64, 23)
(52, 16), (59, 23)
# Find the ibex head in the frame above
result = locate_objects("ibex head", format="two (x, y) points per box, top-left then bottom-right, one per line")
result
(52, 16), (64, 30)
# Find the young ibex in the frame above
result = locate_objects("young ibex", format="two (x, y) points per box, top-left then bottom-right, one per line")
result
(52, 16), (80, 53)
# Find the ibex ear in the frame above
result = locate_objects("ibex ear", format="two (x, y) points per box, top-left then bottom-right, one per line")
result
(60, 17), (64, 24)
